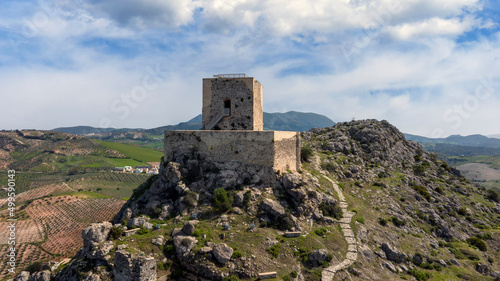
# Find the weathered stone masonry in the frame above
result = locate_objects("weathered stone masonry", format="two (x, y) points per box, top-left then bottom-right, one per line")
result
(165, 75), (300, 174)
(164, 130), (300, 172)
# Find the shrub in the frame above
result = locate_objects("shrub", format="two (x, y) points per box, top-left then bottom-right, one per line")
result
(435, 186), (444, 194)
(26, 261), (43, 273)
(354, 181), (362, 187)
(291, 271), (298, 278)
(243, 190), (252, 206)
(301, 145), (314, 162)
(283, 276), (291, 281)
(321, 162), (336, 172)
(319, 202), (342, 219)
(412, 185), (431, 201)
(184, 191), (198, 208)
(391, 216), (406, 227)
(408, 269), (431, 281)
(137, 226), (149, 235)
(466, 237), (487, 252)
(314, 227), (328, 236)
(487, 189), (500, 202)
(378, 217), (387, 226)
(458, 207), (467, 216)
(232, 251), (243, 258)
(267, 243), (281, 258)
(108, 226), (124, 240)
(356, 217), (365, 224)
(222, 276), (240, 281)
(213, 188), (233, 211)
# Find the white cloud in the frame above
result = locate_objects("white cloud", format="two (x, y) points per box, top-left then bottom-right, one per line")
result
(385, 16), (483, 40)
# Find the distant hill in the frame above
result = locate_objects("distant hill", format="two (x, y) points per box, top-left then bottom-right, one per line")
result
(263, 111), (335, 131)
(52, 126), (141, 135)
(52, 111), (335, 135)
(405, 133), (500, 149)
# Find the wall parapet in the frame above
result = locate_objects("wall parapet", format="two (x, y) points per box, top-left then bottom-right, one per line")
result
(164, 130), (299, 173)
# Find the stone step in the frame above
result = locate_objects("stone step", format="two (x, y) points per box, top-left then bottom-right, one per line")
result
(347, 244), (357, 252)
(346, 251), (358, 261)
(342, 228), (354, 237)
(345, 237), (356, 245)
(339, 218), (351, 224)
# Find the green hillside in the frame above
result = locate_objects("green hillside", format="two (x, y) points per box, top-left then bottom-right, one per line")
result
(93, 140), (163, 163)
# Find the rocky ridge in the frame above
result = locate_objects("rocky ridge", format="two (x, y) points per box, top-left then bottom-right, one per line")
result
(15, 119), (500, 281)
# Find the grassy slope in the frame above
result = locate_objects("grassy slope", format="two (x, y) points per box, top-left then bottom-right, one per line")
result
(93, 140), (163, 164)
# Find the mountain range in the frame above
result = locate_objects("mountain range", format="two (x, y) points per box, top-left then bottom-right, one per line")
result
(52, 111), (336, 135)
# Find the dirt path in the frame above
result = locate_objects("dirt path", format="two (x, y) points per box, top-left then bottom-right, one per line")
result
(313, 156), (357, 281)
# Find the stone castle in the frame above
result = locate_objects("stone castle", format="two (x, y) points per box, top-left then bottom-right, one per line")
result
(164, 74), (300, 174)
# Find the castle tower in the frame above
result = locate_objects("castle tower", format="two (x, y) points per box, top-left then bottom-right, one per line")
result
(202, 74), (263, 130)
(164, 74), (300, 176)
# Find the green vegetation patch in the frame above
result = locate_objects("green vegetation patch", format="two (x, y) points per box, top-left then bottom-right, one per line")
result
(94, 140), (163, 163)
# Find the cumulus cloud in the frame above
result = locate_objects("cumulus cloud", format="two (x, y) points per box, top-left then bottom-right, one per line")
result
(83, 0), (198, 29)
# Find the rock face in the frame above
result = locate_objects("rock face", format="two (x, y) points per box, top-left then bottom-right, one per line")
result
(113, 250), (157, 281)
(381, 243), (406, 264)
(309, 249), (329, 267)
(212, 243), (233, 265)
(81, 222), (113, 259)
(29, 270), (51, 281)
(13, 271), (30, 281)
(173, 235), (198, 259)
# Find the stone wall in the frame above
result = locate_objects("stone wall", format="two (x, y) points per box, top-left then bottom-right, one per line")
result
(202, 77), (263, 131)
(164, 130), (299, 172)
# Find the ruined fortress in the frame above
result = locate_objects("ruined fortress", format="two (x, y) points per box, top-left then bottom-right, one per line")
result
(164, 74), (300, 174)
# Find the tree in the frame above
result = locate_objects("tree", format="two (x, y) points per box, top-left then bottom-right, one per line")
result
(213, 188), (233, 211)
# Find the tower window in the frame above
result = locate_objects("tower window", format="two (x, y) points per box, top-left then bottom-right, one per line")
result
(224, 100), (231, 108)
(223, 100), (231, 116)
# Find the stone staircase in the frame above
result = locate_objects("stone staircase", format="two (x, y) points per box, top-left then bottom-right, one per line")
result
(313, 157), (358, 281)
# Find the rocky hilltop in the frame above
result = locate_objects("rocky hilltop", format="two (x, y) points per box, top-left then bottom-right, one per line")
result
(15, 119), (500, 281)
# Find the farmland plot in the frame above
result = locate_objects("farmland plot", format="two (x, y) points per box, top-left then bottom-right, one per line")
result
(0, 244), (52, 280)
(25, 196), (124, 255)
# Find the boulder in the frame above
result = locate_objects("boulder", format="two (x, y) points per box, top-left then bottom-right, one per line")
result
(182, 220), (197, 236)
(151, 235), (165, 246)
(81, 222), (113, 259)
(173, 235), (198, 259)
(82, 272), (101, 281)
(28, 270), (51, 281)
(383, 261), (398, 273)
(260, 199), (286, 218)
(309, 249), (329, 267)
(381, 243), (406, 263)
(128, 217), (153, 230)
(113, 250), (157, 281)
(283, 173), (301, 189)
(476, 263), (491, 275)
(13, 271), (30, 281)
(212, 243), (233, 264)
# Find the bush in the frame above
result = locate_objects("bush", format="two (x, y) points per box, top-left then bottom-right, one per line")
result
(213, 188), (233, 212)
(466, 237), (487, 252)
(283, 276), (291, 281)
(243, 190), (252, 207)
(319, 202), (343, 219)
(301, 145), (314, 162)
(378, 217), (387, 226)
(356, 217), (365, 224)
(408, 269), (431, 281)
(232, 251), (243, 258)
(26, 261), (43, 273)
(267, 243), (281, 258)
(391, 216), (406, 227)
(321, 162), (336, 172)
(487, 189), (500, 202)
(137, 226), (149, 235)
(291, 271), (298, 278)
(314, 227), (328, 236)
(277, 215), (295, 231)
(458, 207), (467, 216)
(108, 226), (124, 240)
(412, 185), (431, 201)
(222, 276), (240, 281)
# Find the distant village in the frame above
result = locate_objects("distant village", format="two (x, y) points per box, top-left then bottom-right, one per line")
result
(113, 164), (159, 175)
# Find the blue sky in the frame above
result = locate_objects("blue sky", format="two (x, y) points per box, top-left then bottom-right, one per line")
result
(0, 0), (499, 137)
